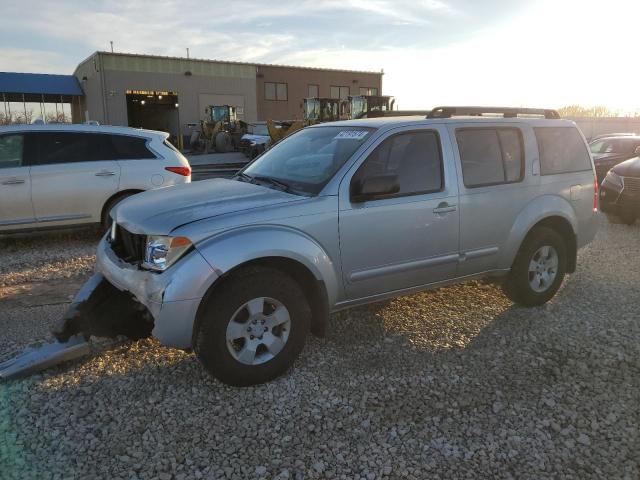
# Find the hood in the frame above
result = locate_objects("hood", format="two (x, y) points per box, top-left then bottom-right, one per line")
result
(241, 134), (271, 144)
(114, 178), (303, 235)
(611, 156), (640, 177)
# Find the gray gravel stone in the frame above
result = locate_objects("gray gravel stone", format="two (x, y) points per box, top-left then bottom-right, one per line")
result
(1, 219), (639, 479)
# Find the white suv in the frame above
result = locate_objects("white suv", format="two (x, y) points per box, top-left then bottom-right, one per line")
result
(0, 124), (191, 232)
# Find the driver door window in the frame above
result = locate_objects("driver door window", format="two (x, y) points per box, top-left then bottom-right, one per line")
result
(352, 130), (443, 196)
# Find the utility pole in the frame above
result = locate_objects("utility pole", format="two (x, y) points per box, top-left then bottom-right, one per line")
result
(186, 48), (190, 59)
(110, 41), (114, 53)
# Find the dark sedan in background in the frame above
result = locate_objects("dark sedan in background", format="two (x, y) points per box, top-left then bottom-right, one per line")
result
(590, 134), (640, 183)
(600, 156), (640, 224)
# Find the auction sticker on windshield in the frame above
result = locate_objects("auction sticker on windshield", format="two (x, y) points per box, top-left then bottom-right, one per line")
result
(335, 131), (369, 140)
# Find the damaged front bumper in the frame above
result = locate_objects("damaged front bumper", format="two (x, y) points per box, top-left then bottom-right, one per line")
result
(1, 236), (218, 380)
(59, 235), (218, 349)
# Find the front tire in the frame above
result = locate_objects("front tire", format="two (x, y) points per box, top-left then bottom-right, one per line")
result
(502, 227), (567, 307)
(194, 266), (311, 386)
(215, 132), (233, 153)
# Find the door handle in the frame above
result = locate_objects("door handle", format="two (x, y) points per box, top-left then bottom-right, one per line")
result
(95, 171), (116, 177)
(1, 178), (25, 185)
(433, 202), (457, 214)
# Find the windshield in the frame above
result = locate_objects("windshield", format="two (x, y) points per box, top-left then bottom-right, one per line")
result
(242, 126), (374, 195)
(590, 138), (638, 155)
(249, 123), (269, 136)
(212, 106), (229, 123)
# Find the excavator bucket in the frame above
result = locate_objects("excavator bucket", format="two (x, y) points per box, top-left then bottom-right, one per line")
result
(0, 273), (153, 381)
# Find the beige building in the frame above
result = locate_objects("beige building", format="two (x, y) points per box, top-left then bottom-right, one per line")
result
(73, 52), (383, 146)
(256, 63), (383, 121)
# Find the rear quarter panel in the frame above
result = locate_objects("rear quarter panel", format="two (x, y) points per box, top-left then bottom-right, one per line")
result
(118, 137), (191, 191)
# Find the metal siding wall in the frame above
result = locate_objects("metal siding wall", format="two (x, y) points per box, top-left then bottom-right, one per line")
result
(99, 69), (258, 134)
(568, 117), (640, 141)
(73, 55), (106, 123)
(255, 65), (383, 121)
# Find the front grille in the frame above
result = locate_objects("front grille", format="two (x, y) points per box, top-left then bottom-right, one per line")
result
(623, 177), (640, 193)
(110, 225), (146, 263)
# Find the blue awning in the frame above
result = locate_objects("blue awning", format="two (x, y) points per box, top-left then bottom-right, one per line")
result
(0, 72), (83, 96)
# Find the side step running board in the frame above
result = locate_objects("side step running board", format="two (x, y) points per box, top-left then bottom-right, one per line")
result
(0, 335), (90, 381)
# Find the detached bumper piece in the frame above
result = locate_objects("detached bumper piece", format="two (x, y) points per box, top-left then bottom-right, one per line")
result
(0, 335), (89, 381)
(0, 273), (153, 381)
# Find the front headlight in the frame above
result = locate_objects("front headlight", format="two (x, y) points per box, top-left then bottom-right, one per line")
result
(603, 171), (624, 191)
(250, 140), (257, 146)
(143, 235), (192, 271)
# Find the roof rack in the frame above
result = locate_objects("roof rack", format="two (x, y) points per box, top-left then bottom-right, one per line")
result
(427, 106), (560, 119)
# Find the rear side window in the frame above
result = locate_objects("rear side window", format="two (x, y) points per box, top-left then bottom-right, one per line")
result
(535, 127), (591, 175)
(353, 130), (443, 196)
(35, 132), (92, 165)
(0, 134), (24, 168)
(32, 132), (123, 164)
(456, 128), (524, 188)
(110, 135), (156, 159)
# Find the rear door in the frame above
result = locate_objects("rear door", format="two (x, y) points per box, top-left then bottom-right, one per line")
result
(0, 132), (35, 230)
(450, 123), (535, 276)
(30, 132), (121, 226)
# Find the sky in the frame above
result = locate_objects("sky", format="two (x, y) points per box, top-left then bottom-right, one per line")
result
(1, 0), (639, 112)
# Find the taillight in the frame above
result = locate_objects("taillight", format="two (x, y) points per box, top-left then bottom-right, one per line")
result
(593, 174), (599, 213)
(165, 166), (191, 177)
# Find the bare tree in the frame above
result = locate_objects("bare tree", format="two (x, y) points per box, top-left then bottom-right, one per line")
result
(558, 105), (618, 117)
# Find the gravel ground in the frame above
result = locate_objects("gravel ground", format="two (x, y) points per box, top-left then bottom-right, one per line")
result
(0, 219), (639, 479)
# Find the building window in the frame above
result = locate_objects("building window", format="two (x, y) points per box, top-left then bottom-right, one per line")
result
(330, 86), (350, 100)
(359, 87), (379, 96)
(265, 82), (288, 101)
(308, 84), (319, 98)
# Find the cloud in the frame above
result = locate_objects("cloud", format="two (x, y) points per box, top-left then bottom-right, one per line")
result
(3, 0), (638, 111)
(0, 48), (73, 74)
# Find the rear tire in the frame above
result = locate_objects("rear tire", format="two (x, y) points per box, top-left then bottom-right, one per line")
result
(606, 212), (636, 225)
(502, 227), (567, 307)
(621, 213), (636, 225)
(194, 266), (311, 386)
(215, 132), (233, 153)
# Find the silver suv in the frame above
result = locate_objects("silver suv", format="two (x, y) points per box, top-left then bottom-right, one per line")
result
(57, 107), (599, 386)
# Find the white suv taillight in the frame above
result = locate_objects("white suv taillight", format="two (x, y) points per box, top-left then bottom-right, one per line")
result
(165, 166), (191, 177)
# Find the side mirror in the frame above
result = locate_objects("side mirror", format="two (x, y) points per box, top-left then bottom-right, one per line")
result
(350, 174), (400, 202)
(634, 146), (640, 156)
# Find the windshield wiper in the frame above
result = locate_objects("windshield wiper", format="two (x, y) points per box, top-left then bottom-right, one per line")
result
(252, 175), (296, 193)
(234, 171), (254, 183)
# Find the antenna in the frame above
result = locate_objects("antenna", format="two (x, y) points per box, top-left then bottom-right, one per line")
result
(110, 41), (114, 53)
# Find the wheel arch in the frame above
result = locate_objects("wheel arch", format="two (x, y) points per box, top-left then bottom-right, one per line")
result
(501, 196), (578, 273)
(193, 256), (330, 345)
(101, 189), (144, 225)
(192, 225), (340, 341)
